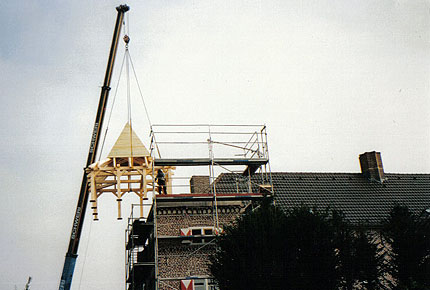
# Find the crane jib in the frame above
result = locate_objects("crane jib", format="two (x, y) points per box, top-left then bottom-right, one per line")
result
(70, 206), (81, 240)
(58, 5), (129, 290)
(89, 122), (99, 154)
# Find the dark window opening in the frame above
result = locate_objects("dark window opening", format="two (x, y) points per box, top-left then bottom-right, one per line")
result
(192, 229), (202, 236)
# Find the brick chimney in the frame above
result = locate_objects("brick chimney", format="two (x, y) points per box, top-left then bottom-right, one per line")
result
(359, 151), (386, 182)
(190, 176), (210, 193)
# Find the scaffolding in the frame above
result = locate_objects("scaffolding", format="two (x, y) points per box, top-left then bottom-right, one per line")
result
(126, 124), (273, 290)
(126, 204), (155, 290)
(149, 124), (272, 194)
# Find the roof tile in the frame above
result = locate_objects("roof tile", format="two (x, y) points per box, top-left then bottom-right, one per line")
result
(214, 172), (430, 226)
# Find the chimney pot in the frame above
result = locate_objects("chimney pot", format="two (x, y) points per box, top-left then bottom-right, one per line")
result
(359, 151), (385, 182)
(190, 176), (210, 193)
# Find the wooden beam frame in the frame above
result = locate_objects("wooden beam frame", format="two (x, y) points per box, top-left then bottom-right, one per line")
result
(87, 156), (175, 220)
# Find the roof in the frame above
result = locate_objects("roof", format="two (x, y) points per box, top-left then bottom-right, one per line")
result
(213, 172), (430, 226)
(108, 122), (150, 158)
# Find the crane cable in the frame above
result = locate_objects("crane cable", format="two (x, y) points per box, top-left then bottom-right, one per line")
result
(124, 5), (152, 127)
(129, 52), (152, 128)
(122, 14), (133, 159)
(97, 51), (127, 162)
(97, 15), (153, 161)
(76, 215), (94, 290)
(125, 43), (133, 158)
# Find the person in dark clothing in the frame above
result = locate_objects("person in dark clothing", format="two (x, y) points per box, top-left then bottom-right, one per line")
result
(155, 169), (167, 194)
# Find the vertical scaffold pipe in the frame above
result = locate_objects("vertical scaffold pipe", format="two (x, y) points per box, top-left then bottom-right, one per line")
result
(58, 5), (129, 290)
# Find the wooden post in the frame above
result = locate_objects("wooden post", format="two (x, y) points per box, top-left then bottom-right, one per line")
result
(117, 199), (122, 220)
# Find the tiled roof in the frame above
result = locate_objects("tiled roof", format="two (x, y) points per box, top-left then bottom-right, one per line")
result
(214, 172), (430, 226)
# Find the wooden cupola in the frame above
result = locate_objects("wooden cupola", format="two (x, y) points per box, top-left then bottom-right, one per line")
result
(87, 123), (175, 220)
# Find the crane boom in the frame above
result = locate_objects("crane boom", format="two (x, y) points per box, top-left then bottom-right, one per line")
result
(58, 5), (129, 290)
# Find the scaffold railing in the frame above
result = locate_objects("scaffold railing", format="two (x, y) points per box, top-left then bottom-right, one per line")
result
(148, 124), (273, 196)
(126, 125), (273, 290)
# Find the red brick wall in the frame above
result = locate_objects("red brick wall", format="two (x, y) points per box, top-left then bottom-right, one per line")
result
(158, 239), (215, 278)
(190, 176), (210, 193)
(156, 206), (241, 236)
(155, 204), (244, 283)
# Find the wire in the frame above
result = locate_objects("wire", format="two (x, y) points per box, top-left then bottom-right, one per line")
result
(126, 50), (131, 123)
(97, 51), (127, 161)
(98, 11), (154, 161)
(126, 12), (130, 37)
(129, 51), (153, 127)
(124, 13), (135, 158)
(77, 216), (94, 290)
(125, 48), (134, 158)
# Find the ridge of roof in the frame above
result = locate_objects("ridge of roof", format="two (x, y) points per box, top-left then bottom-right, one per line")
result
(270, 172), (430, 176)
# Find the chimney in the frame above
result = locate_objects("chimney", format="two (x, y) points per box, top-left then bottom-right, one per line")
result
(190, 176), (210, 193)
(359, 151), (385, 182)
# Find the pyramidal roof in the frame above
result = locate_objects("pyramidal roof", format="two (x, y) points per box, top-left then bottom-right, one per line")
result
(108, 123), (150, 158)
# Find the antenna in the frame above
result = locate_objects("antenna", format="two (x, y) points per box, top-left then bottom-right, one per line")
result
(24, 277), (31, 290)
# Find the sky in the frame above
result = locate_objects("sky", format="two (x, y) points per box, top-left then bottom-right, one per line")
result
(0, 0), (429, 289)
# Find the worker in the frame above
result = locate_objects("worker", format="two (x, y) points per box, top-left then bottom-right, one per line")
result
(156, 169), (167, 194)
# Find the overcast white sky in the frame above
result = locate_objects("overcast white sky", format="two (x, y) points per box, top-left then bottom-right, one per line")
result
(0, 1), (429, 289)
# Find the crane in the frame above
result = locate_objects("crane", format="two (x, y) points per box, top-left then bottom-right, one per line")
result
(58, 5), (129, 290)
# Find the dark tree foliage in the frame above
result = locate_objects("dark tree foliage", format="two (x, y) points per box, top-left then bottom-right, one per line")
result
(331, 211), (384, 290)
(382, 205), (430, 290)
(284, 207), (338, 290)
(351, 228), (385, 289)
(331, 210), (356, 289)
(210, 198), (288, 290)
(210, 199), (381, 290)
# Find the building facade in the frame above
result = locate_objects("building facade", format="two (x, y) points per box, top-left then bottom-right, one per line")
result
(126, 146), (430, 290)
(126, 194), (265, 290)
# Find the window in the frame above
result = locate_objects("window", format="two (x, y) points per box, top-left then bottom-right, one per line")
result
(192, 229), (202, 236)
(180, 227), (221, 245)
(180, 226), (218, 236)
(194, 279), (206, 290)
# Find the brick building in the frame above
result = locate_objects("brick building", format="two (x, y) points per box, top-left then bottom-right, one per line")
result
(125, 125), (272, 290)
(126, 194), (264, 290)
(122, 123), (429, 290)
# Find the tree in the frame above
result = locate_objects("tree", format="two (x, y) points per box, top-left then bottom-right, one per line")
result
(211, 200), (380, 290)
(210, 199), (385, 290)
(350, 228), (385, 289)
(382, 205), (430, 290)
(283, 207), (338, 290)
(331, 211), (384, 290)
(210, 198), (288, 290)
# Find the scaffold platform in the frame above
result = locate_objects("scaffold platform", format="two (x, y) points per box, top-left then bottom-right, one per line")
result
(153, 157), (268, 174)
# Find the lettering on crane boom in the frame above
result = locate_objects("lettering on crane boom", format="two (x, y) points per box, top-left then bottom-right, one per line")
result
(71, 207), (81, 240)
(89, 123), (99, 154)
